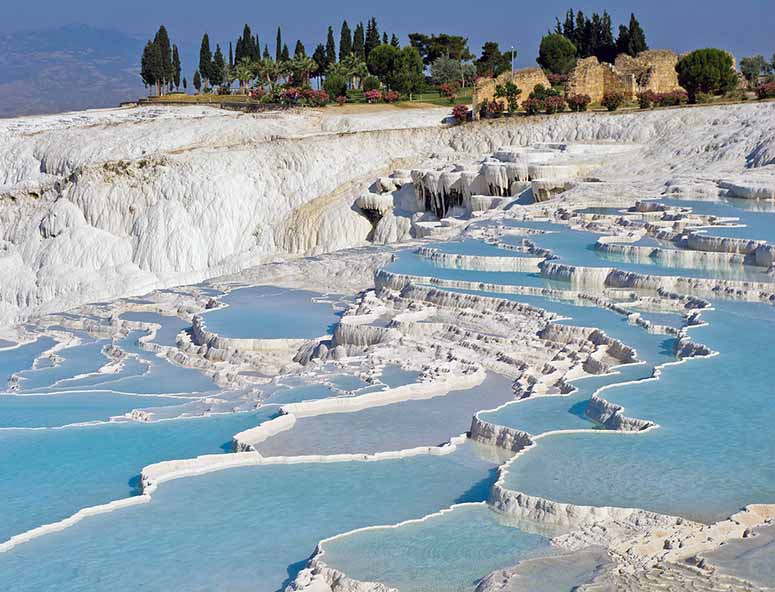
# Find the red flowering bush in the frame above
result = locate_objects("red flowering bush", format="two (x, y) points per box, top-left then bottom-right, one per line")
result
(601, 91), (624, 111)
(383, 90), (400, 103)
(451, 104), (469, 122)
(249, 87), (266, 100)
(336, 95), (348, 106)
(364, 89), (383, 103)
(522, 98), (544, 116)
(546, 73), (568, 86)
(567, 93), (591, 112)
(544, 95), (567, 114)
(439, 82), (460, 102)
(487, 99), (504, 116)
(756, 82), (775, 99)
(656, 90), (688, 106)
(279, 87), (304, 105)
(637, 90), (659, 109)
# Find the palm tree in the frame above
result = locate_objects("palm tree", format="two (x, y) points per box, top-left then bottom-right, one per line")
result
(235, 57), (255, 94)
(257, 58), (284, 92)
(340, 53), (368, 90)
(291, 55), (317, 87)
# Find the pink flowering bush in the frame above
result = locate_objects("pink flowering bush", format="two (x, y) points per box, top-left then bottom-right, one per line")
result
(757, 82), (775, 99)
(364, 89), (382, 103)
(544, 95), (567, 114)
(336, 95), (348, 105)
(451, 104), (469, 122)
(383, 90), (400, 103)
(567, 93), (591, 112)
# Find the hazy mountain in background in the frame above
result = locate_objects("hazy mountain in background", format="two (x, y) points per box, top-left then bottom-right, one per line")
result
(0, 24), (146, 118)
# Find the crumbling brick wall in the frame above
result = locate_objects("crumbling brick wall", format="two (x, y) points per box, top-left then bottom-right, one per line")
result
(473, 67), (551, 117)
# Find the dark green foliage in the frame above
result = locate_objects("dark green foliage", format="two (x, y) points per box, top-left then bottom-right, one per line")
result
(529, 84), (560, 101)
(323, 73), (348, 98)
(276, 27), (282, 62)
(154, 26), (172, 86)
(339, 21), (352, 60)
(183, 77), (187, 90)
(263, 45), (270, 60)
(312, 44), (327, 79)
(740, 55), (769, 84)
(365, 17), (380, 58)
(367, 44), (399, 81)
(212, 44), (226, 87)
(193, 70), (201, 91)
(391, 34), (400, 48)
(281, 44), (290, 62)
(537, 34), (577, 75)
(353, 23), (365, 60)
(676, 48), (738, 102)
(392, 46), (424, 94)
(382, 32), (388, 45)
(494, 81), (521, 112)
(475, 41), (513, 77)
(229, 42), (233, 67)
(553, 9), (646, 62)
(295, 40), (306, 58)
(326, 26), (337, 66)
(409, 33), (471, 66)
(140, 40), (163, 93)
(236, 24), (259, 63)
(199, 33), (212, 86)
(172, 44), (181, 89)
(363, 75), (381, 91)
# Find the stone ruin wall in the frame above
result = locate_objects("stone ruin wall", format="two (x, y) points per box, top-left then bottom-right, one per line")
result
(473, 68), (551, 117)
(473, 49), (687, 112)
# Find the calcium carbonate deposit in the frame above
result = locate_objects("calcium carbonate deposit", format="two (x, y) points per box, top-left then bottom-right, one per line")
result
(1, 102), (774, 592)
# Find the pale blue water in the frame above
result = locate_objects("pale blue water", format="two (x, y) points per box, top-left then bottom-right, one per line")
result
(12, 339), (110, 392)
(255, 373), (516, 457)
(323, 504), (554, 592)
(0, 408), (277, 544)
(429, 239), (536, 258)
(0, 391), (192, 428)
(504, 301), (775, 523)
(703, 524), (775, 588)
(379, 364), (422, 388)
(0, 443), (498, 592)
(119, 312), (190, 347)
(0, 337), (56, 388)
(201, 286), (342, 339)
(660, 197), (775, 243)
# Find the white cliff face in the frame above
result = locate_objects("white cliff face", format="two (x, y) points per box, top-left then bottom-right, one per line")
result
(2, 102), (775, 328)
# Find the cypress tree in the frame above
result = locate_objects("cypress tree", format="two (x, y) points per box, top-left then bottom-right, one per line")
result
(616, 25), (630, 56)
(628, 14), (648, 55)
(263, 45), (270, 60)
(382, 32), (388, 45)
(353, 23), (365, 60)
(312, 43), (326, 80)
(183, 77), (187, 90)
(281, 44), (290, 62)
(365, 17), (380, 57)
(140, 41), (157, 94)
(193, 70), (201, 92)
(276, 27), (283, 62)
(390, 34), (399, 48)
(199, 33), (213, 88)
(597, 12), (615, 62)
(229, 42), (234, 68)
(574, 11), (586, 52)
(562, 9), (575, 40)
(339, 21), (352, 60)
(154, 26), (172, 91)
(294, 40), (306, 58)
(212, 44), (226, 87)
(172, 44), (181, 89)
(254, 35), (260, 60)
(326, 26), (336, 65)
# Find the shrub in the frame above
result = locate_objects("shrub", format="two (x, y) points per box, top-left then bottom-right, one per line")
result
(363, 76), (381, 92)
(546, 72), (569, 86)
(494, 81), (522, 113)
(637, 90), (658, 109)
(544, 95), (567, 114)
(324, 75), (348, 100)
(523, 98), (544, 116)
(451, 104), (469, 123)
(439, 82), (460, 102)
(567, 94), (591, 112)
(364, 89), (383, 103)
(249, 88), (266, 100)
(756, 82), (775, 99)
(304, 89), (330, 106)
(676, 48), (738, 103)
(383, 90), (400, 103)
(602, 91), (624, 111)
(280, 87), (304, 105)
(335, 95), (348, 106)
(656, 90), (688, 106)
(537, 33), (577, 75)
(486, 99), (504, 117)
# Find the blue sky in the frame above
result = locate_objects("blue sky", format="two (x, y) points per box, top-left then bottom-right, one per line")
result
(3, 0), (774, 72)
